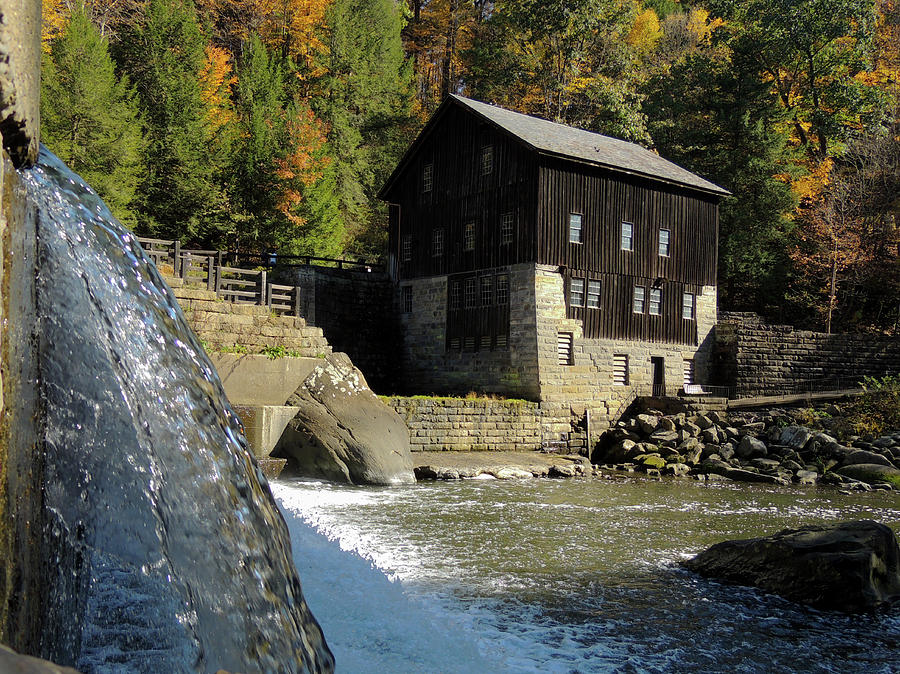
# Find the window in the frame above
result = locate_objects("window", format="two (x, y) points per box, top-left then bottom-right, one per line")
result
(659, 228), (670, 257)
(649, 287), (661, 316)
(570, 277), (585, 307)
(464, 221), (475, 251)
(569, 213), (583, 244)
(683, 359), (695, 386)
(465, 278), (477, 308)
(449, 337), (461, 351)
(481, 145), (493, 175)
(501, 212), (514, 245)
(683, 292), (695, 320)
(402, 286), (412, 313)
(401, 235), (412, 262)
(432, 228), (444, 257)
(621, 221), (634, 251)
(495, 334), (508, 349)
(557, 332), (573, 366)
(633, 286), (645, 313)
(449, 280), (462, 310)
(496, 274), (509, 305)
(613, 354), (629, 386)
(587, 279), (601, 309)
(481, 276), (493, 306)
(422, 163), (433, 193)
(479, 335), (492, 350)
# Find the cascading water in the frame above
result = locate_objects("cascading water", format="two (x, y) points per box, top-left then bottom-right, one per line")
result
(21, 147), (333, 673)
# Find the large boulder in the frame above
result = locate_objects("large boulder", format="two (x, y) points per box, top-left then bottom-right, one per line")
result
(274, 353), (415, 485)
(836, 464), (900, 489)
(683, 520), (900, 612)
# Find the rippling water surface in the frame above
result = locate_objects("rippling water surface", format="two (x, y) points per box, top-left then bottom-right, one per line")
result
(273, 476), (900, 673)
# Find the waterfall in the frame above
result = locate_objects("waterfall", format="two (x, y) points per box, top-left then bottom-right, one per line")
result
(21, 147), (333, 673)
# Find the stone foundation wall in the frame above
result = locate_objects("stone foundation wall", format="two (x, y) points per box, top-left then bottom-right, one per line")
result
(394, 263), (541, 399)
(171, 283), (332, 358)
(385, 397), (542, 452)
(715, 313), (900, 398)
(289, 266), (397, 392)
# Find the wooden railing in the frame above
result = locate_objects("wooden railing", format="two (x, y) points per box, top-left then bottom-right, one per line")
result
(137, 237), (304, 316)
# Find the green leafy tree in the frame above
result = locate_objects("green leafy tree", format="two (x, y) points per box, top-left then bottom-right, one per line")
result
(115, 0), (230, 244)
(317, 0), (414, 259)
(41, 7), (145, 228)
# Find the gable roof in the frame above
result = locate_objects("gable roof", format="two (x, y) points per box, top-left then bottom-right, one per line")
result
(379, 95), (730, 199)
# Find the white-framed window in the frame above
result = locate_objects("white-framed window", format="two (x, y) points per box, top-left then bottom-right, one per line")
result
(570, 277), (585, 307)
(633, 285), (645, 313)
(557, 332), (574, 365)
(401, 235), (412, 262)
(613, 354), (629, 385)
(587, 279), (601, 308)
(500, 212), (514, 245)
(432, 228), (444, 257)
(659, 228), (670, 257)
(464, 221), (475, 251)
(481, 145), (493, 175)
(481, 275), (493, 306)
(449, 280), (462, 310)
(683, 359), (695, 386)
(465, 278), (477, 308)
(683, 292), (695, 320)
(649, 287), (661, 316)
(422, 163), (433, 193)
(569, 213), (583, 244)
(402, 285), (412, 313)
(621, 221), (634, 251)
(496, 274), (509, 305)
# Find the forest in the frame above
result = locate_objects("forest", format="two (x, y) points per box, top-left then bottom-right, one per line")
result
(40, 0), (899, 333)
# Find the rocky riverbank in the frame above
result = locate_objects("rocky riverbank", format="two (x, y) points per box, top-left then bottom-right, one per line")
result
(593, 405), (900, 491)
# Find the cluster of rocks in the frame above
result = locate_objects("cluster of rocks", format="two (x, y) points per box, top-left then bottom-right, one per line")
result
(592, 407), (900, 491)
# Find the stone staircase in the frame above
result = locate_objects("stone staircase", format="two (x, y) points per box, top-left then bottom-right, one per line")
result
(166, 276), (333, 358)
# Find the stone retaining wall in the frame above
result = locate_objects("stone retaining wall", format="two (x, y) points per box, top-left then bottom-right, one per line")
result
(715, 313), (900, 398)
(385, 397), (543, 452)
(170, 282), (332, 358)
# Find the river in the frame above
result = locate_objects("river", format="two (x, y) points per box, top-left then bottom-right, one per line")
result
(272, 475), (900, 673)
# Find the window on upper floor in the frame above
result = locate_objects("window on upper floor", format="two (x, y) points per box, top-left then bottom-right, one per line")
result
(621, 221), (634, 251)
(465, 277), (477, 307)
(649, 287), (661, 316)
(401, 235), (412, 262)
(587, 279), (601, 309)
(496, 274), (509, 305)
(481, 275), (493, 306)
(570, 277), (585, 307)
(500, 212), (514, 245)
(432, 228), (444, 257)
(464, 221), (475, 251)
(569, 213), (583, 244)
(422, 163), (433, 193)
(481, 145), (493, 175)
(683, 292), (695, 320)
(633, 285), (645, 313)
(659, 228), (670, 257)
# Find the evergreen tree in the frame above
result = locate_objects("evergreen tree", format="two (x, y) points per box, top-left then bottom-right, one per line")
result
(41, 7), (145, 228)
(115, 0), (230, 244)
(318, 0), (413, 259)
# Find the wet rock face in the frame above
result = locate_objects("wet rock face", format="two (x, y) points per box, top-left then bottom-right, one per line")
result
(683, 521), (900, 612)
(0, 0), (41, 166)
(276, 353), (415, 485)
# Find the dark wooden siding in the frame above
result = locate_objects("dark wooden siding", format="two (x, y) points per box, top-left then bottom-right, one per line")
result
(446, 270), (510, 352)
(536, 158), (718, 286)
(384, 105), (538, 280)
(564, 270), (701, 344)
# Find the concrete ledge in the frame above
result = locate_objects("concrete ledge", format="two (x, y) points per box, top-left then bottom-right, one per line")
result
(232, 405), (300, 458)
(210, 353), (320, 406)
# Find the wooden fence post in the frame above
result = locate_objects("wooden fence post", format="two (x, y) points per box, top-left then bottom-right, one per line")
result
(207, 255), (216, 291)
(173, 240), (182, 276)
(259, 270), (267, 306)
(292, 286), (301, 317)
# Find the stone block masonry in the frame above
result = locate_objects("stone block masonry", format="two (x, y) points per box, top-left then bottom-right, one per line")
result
(386, 397), (542, 452)
(715, 313), (900, 398)
(170, 281), (333, 358)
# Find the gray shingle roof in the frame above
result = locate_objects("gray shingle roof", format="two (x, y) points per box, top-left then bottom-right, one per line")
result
(451, 94), (729, 196)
